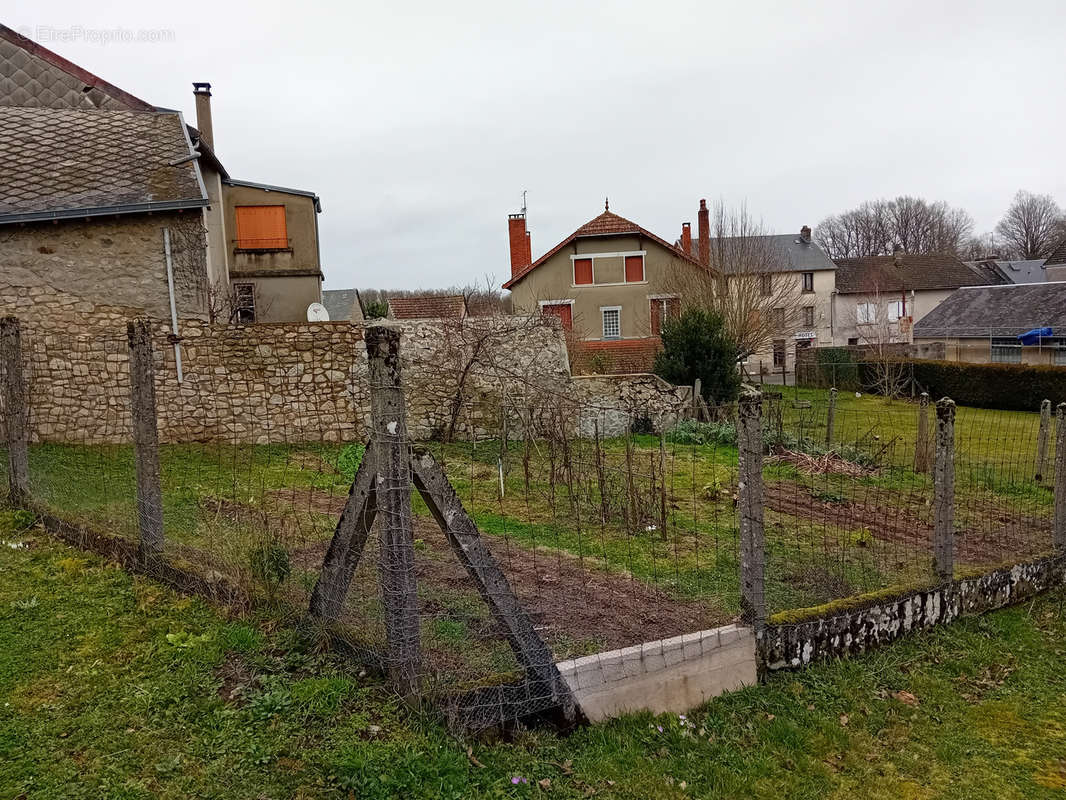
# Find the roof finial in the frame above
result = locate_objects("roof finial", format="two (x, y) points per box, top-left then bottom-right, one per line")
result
(605, 197), (609, 212)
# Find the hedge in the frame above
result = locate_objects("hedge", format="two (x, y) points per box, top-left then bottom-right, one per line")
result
(798, 352), (1066, 412)
(909, 359), (1066, 412)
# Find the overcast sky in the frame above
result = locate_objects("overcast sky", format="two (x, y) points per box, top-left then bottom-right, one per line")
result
(13, 0), (1066, 290)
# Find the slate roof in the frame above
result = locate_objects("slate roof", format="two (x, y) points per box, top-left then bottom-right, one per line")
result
(387, 294), (467, 320)
(322, 289), (360, 321)
(502, 207), (700, 290)
(0, 23), (154, 110)
(966, 259), (1046, 285)
(1046, 239), (1066, 267)
(680, 232), (835, 273)
(913, 282), (1066, 338)
(834, 253), (985, 294)
(0, 106), (207, 224)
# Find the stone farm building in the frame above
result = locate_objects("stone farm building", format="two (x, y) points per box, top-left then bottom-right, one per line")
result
(0, 24), (324, 329)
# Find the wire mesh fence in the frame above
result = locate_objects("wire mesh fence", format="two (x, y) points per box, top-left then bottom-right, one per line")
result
(2, 313), (1064, 730)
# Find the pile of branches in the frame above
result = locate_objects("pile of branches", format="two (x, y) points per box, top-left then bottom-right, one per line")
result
(767, 448), (875, 477)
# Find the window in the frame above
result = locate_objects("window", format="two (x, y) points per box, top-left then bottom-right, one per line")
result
(990, 337), (1021, 364)
(574, 258), (593, 285)
(234, 283), (256, 324)
(624, 254), (645, 283)
(601, 306), (621, 339)
(801, 272), (814, 293)
(541, 302), (572, 330)
(650, 296), (680, 336)
(771, 307), (786, 330)
(772, 339), (786, 367)
(802, 306), (814, 328)
(887, 300), (904, 323)
(760, 274), (773, 297)
(1055, 347), (1066, 367)
(571, 251), (647, 286)
(857, 302), (876, 325)
(847, 337), (859, 346)
(235, 205), (287, 249)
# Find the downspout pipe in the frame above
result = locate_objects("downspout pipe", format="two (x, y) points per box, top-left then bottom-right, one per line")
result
(163, 228), (184, 383)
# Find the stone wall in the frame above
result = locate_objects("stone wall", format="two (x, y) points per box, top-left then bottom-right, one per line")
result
(0, 213), (210, 329)
(572, 374), (692, 437)
(760, 554), (1066, 671)
(13, 314), (691, 445)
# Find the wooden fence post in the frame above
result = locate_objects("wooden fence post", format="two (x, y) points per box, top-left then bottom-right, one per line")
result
(825, 387), (837, 448)
(1054, 403), (1066, 553)
(914, 392), (931, 474)
(127, 319), (164, 560)
(933, 397), (955, 582)
(1035, 399), (1051, 483)
(737, 391), (767, 628)
(0, 317), (29, 504)
(365, 324), (421, 699)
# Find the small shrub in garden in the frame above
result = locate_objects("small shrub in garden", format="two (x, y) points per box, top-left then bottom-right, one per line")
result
(248, 542), (291, 600)
(336, 442), (366, 481)
(654, 309), (742, 402)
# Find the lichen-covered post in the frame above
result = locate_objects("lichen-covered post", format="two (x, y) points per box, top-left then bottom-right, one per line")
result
(1054, 403), (1066, 552)
(1035, 399), (1051, 483)
(127, 319), (164, 560)
(914, 392), (931, 474)
(365, 324), (421, 699)
(825, 387), (837, 447)
(737, 391), (767, 628)
(933, 397), (956, 582)
(0, 317), (29, 504)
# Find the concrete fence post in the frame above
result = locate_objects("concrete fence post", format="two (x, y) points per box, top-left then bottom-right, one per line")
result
(825, 387), (837, 447)
(365, 324), (421, 699)
(914, 392), (931, 474)
(1035, 399), (1051, 483)
(0, 317), (29, 504)
(737, 391), (767, 629)
(1054, 403), (1066, 552)
(127, 319), (164, 559)
(933, 397), (956, 582)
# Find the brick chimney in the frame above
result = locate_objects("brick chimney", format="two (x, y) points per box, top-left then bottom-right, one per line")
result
(697, 199), (710, 268)
(193, 82), (213, 150)
(508, 213), (531, 278)
(680, 222), (692, 256)
(800, 225), (811, 243)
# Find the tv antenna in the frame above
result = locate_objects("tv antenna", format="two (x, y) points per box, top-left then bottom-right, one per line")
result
(521, 190), (527, 216)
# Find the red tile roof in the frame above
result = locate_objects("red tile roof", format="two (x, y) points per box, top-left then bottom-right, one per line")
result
(572, 338), (663, 375)
(387, 294), (467, 320)
(502, 208), (702, 290)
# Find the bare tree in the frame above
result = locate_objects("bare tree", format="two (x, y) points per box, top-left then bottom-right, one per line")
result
(850, 281), (910, 398)
(357, 279), (512, 318)
(816, 196), (974, 259)
(995, 191), (1065, 260)
(665, 201), (808, 360)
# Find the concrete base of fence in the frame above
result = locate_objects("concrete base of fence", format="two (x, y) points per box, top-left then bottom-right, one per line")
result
(555, 623), (757, 722)
(760, 554), (1066, 671)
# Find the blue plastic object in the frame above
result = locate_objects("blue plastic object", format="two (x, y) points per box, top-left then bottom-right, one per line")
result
(1017, 327), (1052, 345)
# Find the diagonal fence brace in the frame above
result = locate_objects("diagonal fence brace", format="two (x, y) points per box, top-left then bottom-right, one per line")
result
(409, 446), (577, 721)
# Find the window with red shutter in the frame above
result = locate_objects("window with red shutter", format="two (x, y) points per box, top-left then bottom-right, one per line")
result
(624, 254), (644, 283)
(574, 258), (593, 285)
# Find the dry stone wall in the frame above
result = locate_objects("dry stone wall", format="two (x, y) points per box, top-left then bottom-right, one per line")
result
(9, 311), (691, 445)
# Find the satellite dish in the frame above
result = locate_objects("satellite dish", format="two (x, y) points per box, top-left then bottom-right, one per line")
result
(307, 302), (330, 322)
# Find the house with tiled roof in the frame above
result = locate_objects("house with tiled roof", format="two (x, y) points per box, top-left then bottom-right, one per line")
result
(913, 282), (1066, 364)
(1045, 239), (1066, 281)
(387, 294), (467, 320)
(503, 200), (704, 373)
(0, 24), (323, 327)
(831, 252), (987, 347)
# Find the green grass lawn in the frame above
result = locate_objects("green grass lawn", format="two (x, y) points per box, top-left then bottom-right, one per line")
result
(2, 511), (1066, 799)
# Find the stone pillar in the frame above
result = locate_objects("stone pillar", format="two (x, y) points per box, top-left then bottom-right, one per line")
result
(1035, 399), (1051, 483)
(127, 320), (164, 559)
(0, 317), (29, 503)
(933, 397), (955, 582)
(366, 324), (421, 699)
(1054, 403), (1066, 552)
(914, 392), (931, 474)
(737, 391), (767, 628)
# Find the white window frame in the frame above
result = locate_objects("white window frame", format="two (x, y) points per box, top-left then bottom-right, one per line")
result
(802, 305), (815, 328)
(857, 301), (876, 325)
(537, 299), (575, 309)
(887, 300), (904, 323)
(990, 337), (1021, 364)
(801, 272), (814, 293)
(571, 251), (648, 288)
(600, 305), (622, 339)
